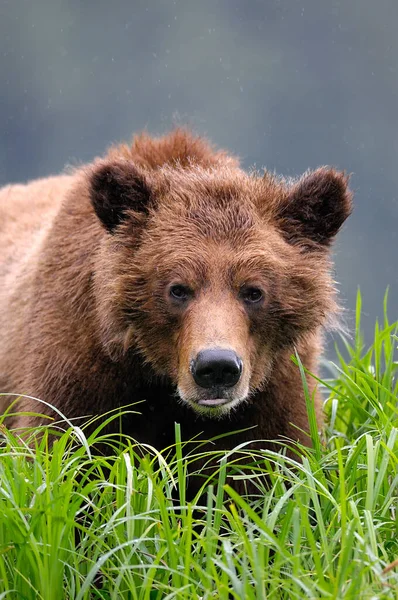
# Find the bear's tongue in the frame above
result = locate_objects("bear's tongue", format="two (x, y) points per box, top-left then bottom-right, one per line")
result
(197, 398), (230, 407)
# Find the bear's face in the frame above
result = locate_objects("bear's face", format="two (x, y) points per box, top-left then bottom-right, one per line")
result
(90, 160), (352, 417)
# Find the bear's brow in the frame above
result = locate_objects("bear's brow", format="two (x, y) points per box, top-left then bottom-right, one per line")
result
(226, 258), (274, 282)
(183, 206), (256, 240)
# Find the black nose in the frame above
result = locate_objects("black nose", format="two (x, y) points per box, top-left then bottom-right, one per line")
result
(191, 349), (243, 389)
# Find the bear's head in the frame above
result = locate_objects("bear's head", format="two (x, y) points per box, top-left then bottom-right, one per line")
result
(89, 138), (352, 417)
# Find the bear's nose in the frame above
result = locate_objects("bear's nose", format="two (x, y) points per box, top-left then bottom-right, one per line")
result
(191, 349), (243, 389)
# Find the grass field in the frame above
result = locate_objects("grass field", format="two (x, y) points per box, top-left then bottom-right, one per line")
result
(0, 293), (397, 599)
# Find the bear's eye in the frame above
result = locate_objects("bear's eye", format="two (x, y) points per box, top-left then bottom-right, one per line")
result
(169, 284), (193, 302)
(240, 286), (264, 305)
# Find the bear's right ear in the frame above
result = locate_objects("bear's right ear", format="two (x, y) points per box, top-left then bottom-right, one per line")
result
(89, 160), (152, 233)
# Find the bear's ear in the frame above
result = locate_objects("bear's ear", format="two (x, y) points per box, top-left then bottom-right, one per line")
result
(277, 168), (353, 249)
(90, 160), (153, 232)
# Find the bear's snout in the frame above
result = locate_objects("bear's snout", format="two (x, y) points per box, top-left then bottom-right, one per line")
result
(190, 348), (243, 390)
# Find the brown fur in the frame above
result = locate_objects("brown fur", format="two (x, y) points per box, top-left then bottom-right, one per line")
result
(0, 129), (352, 493)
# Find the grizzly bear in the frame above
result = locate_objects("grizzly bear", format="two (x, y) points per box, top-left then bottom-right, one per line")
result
(0, 129), (352, 489)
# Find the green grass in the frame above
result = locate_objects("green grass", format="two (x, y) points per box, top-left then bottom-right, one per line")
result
(0, 292), (397, 599)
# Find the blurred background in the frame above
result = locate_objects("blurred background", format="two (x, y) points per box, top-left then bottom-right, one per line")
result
(0, 0), (397, 352)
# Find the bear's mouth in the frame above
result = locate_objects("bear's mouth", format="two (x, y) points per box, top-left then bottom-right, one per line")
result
(177, 381), (250, 416)
(196, 398), (231, 407)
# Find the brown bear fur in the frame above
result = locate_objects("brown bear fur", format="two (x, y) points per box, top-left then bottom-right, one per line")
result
(0, 129), (352, 491)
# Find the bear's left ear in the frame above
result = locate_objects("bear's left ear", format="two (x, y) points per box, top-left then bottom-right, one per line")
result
(89, 160), (153, 233)
(277, 168), (353, 249)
